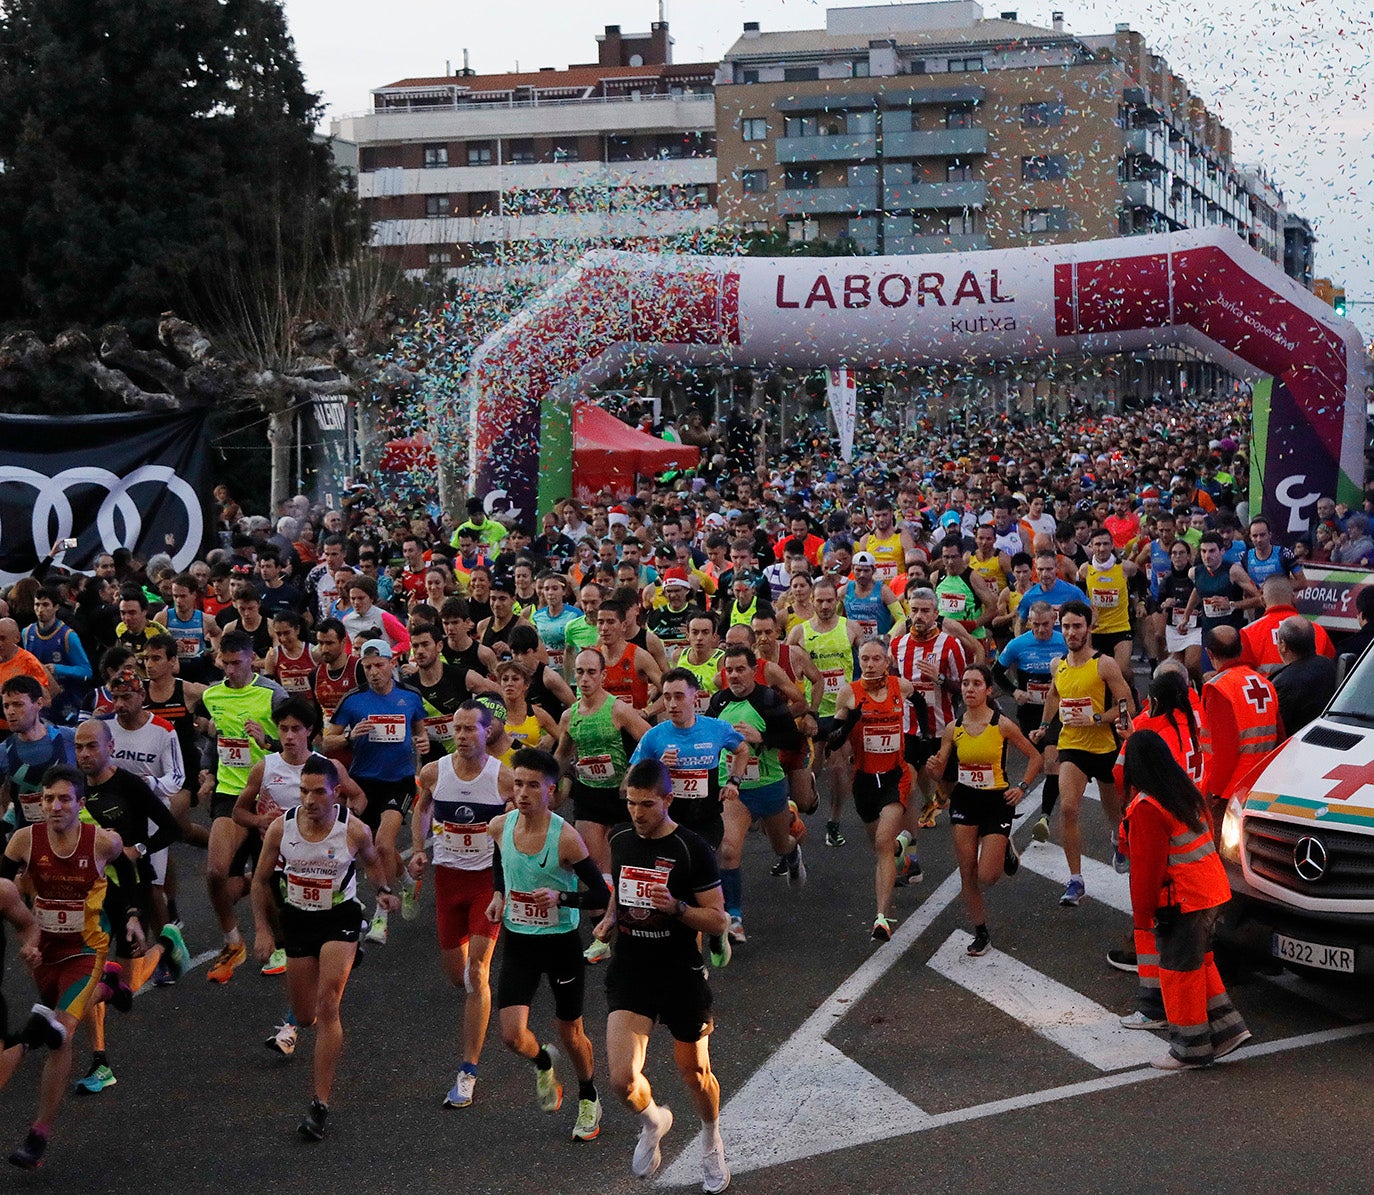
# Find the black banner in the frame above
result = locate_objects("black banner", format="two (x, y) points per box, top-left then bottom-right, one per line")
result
(0, 409), (211, 584)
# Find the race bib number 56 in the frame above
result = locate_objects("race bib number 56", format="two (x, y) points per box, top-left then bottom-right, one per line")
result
(618, 865), (671, 910)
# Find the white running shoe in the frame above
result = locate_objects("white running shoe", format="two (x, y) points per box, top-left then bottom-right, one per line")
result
(702, 1136), (731, 1192)
(632, 1104), (673, 1179)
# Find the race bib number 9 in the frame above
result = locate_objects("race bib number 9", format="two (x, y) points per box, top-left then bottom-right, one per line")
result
(34, 897), (84, 933)
(368, 714), (408, 743)
(618, 864), (671, 911)
(217, 736), (253, 768)
(506, 891), (556, 928)
(286, 872), (334, 912)
(1060, 697), (1093, 727)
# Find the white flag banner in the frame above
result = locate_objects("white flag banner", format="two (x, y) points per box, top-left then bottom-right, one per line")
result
(826, 367), (857, 462)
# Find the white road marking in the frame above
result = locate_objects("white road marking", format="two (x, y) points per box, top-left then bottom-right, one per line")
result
(927, 930), (1159, 1071)
(1017, 846), (1133, 914)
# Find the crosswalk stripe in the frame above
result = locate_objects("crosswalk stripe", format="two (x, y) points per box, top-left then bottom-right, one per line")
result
(1016, 845), (1133, 914)
(927, 930), (1159, 1071)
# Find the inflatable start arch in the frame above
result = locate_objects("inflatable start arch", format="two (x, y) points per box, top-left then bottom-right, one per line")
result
(467, 229), (1367, 534)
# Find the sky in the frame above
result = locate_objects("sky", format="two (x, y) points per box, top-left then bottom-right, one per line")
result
(281, 0), (1374, 340)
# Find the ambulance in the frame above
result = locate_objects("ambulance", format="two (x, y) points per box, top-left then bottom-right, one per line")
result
(1219, 649), (1374, 975)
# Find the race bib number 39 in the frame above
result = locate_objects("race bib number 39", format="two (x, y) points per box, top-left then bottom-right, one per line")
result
(618, 864), (671, 910)
(424, 715), (455, 742)
(506, 891), (556, 928)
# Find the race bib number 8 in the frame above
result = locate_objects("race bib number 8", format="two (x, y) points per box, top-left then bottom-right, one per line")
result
(217, 736), (253, 768)
(618, 864), (671, 910)
(440, 822), (487, 857)
(286, 872), (334, 912)
(507, 891), (556, 928)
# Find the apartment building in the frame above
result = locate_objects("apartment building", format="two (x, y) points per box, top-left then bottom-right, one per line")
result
(714, 1), (1312, 274)
(332, 24), (718, 274)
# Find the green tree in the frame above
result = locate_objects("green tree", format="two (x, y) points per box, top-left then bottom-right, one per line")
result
(0, 0), (360, 330)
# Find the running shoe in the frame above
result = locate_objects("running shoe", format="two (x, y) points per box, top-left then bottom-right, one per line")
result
(632, 1104), (673, 1179)
(260, 948), (287, 977)
(824, 821), (846, 847)
(702, 1137), (731, 1194)
(894, 854), (923, 887)
(444, 1070), (476, 1108)
(572, 1096), (602, 1141)
(401, 881), (421, 923)
(1003, 837), (1020, 877)
(770, 857), (789, 877)
(787, 801), (808, 845)
(365, 910), (389, 945)
(20, 1004), (66, 1051)
(1031, 814), (1050, 843)
(1119, 1011), (1166, 1030)
(1059, 878), (1086, 907)
(583, 938), (612, 965)
(1112, 847), (1130, 875)
(708, 933), (732, 969)
(893, 830), (911, 859)
(158, 923), (191, 981)
(1107, 948), (1139, 973)
(535, 1045), (563, 1112)
(871, 914), (893, 943)
(1214, 1029), (1253, 1059)
(727, 916), (747, 945)
(6, 1126), (47, 1170)
(298, 1098), (329, 1141)
(101, 962), (133, 1012)
(1149, 1052), (1210, 1071)
(74, 1063), (117, 1094)
(966, 926), (992, 957)
(206, 939), (247, 984)
(917, 801), (939, 829)
(265, 1022), (298, 1056)
(787, 846), (807, 888)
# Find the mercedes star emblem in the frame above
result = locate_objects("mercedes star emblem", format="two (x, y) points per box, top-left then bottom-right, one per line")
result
(1293, 836), (1328, 882)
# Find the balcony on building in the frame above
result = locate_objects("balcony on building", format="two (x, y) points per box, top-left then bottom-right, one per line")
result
(883, 127), (987, 158)
(776, 185), (879, 216)
(883, 180), (986, 210)
(774, 133), (877, 164)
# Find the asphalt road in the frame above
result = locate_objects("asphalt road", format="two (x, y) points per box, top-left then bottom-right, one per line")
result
(3, 787), (1373, 1194)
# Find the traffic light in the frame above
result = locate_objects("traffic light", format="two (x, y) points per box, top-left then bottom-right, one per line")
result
(1333, 286), (1347, 317)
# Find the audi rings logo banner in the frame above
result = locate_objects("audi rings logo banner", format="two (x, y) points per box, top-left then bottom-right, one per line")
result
(0, 410), (209, 585)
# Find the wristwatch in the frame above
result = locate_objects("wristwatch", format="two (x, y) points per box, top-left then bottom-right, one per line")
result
(673, 899), (688, 918)
(134, 843), (148, 858)
(726, 775), (744, 788)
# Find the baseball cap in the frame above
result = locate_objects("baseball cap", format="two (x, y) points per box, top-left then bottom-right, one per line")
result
(853, 551), (877, 566)
(358, 640), (393, 660)
(703, 512), (726, 527)
(939, 511), (962, 529)
(663, 567), (691, 589)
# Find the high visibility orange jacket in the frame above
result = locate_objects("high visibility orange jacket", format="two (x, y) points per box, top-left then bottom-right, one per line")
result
(1201, 662), (1280, 799)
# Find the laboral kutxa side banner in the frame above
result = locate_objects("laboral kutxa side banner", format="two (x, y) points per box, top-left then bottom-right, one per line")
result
(0, 409), (211, 585)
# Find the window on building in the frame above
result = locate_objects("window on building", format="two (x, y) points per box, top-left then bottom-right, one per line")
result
(468, 191), (499, 215)
(507, 140), (536, 165)
(425, 195), (450, 217)
(846, 110), (877, 135)
(741, 70), (760, 84)
(786, 218), (821, 242)
(1022, 154), (1070, 180)
(947, 161), (973, 182)
(945, 107), (974, 129)
(423, 144), (449, 168)
(607, 136), (635, 161)
(428, 249), (453, 265)
(784, 166), (821, 189)
(742, 118), (768, 142)
(947, 57), (984, 72)
(741, 169), (768, 193)
(359, 147), (379, 173)
(783, 66), (820, 82)
(745, 220), (771, 233)
(783, 115), (820, 138)
(1023, 207), (1076, 233)
(467, 143), (493, 165)
(948, 211), (979, 235)
(847, 164), (878, 188)
(851, 59), (871, 78)
(1021, 102), (1066, 128)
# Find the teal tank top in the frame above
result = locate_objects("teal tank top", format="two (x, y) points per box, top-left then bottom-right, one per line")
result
(501, 811), (578, 934)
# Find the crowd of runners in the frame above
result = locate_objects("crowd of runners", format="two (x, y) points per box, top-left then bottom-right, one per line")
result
(0, 393), (1370, 1185)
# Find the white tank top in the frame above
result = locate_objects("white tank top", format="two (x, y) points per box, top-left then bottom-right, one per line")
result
(259, 751), (321, 813)
(277, 806), (356, 912)
(431, 753), (505, 872)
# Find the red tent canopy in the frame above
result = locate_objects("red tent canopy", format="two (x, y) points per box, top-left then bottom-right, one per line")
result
(573, 403), (699, 500)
